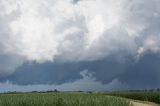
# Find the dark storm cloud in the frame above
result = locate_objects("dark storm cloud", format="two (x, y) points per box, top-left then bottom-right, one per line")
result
(72, 0), (80, 4)
(0, 0), (160, 91)
(0, 53), (160, 90)
(0, 56), (124, 84)
(0, 62), (82, 85)
(0, 54), (24, 75)
(119, 53), (160, 89)
(0, 56), (128, 85)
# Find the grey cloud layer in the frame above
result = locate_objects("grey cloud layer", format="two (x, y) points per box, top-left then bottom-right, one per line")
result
(0, 70), (128, 92)
(0, 0), (160, 90)
(1, 0), (160, 64)
(0, 53), (160, 90)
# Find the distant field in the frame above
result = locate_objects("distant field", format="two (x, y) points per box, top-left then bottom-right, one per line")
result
(0, 92), (132, 106)
(105, 91), (160, 104)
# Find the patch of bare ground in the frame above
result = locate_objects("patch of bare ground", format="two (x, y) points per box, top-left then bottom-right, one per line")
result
(130, 100), (160, 106)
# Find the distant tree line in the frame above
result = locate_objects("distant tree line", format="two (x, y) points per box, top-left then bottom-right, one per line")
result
(127, 88), (160, 92)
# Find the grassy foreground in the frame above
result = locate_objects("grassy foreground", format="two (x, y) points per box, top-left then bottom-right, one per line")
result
(105, 91), (160, 104)
(0, 92), (132, 106)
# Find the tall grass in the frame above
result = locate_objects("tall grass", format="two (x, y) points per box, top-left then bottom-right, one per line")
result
(106, 91), (160, 104)
(0, 92), (132, 106)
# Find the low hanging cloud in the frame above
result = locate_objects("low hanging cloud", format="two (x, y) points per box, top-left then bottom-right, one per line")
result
(0, 70), (128, 92)
(0, 54), (160, 90)
(0, 0), (160, 65)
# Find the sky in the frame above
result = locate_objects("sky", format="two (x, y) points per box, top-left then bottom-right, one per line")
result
(0, 0), (160, 92)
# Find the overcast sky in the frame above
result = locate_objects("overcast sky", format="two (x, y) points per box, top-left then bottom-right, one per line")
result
(0, 0), (160, 92)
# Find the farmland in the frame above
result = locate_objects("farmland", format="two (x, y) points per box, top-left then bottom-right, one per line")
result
(105, 91), (160, 104)
(0, 92), (132, 106)
(0, 91), (159, 106)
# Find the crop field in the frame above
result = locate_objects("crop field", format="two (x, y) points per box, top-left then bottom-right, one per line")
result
(105, 91), (160, 104)
(0, 92), (132, 106)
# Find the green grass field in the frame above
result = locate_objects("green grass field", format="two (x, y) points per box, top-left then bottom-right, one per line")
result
(105, 91), (160, 104)
(0, 92), (132, 106)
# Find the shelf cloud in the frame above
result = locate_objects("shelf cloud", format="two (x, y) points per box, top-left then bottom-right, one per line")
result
(0, 0), (160, 91)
